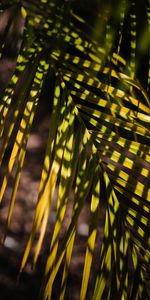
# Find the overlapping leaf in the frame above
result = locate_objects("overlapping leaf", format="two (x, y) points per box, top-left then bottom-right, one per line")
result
(0, 0), (150, 299)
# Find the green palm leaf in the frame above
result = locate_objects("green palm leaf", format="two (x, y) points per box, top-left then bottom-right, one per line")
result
(0, 0), (150, 299)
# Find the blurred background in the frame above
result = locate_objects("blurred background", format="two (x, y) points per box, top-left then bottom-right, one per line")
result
(0, 1), (149, 299)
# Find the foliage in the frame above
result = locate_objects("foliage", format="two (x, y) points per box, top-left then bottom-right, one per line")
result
(0, 0), (150, 299)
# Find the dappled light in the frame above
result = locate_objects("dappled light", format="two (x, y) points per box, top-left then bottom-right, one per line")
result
(0, 0), (150, 299)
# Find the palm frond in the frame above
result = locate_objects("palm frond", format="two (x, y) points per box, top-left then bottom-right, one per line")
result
(0, 0), (150, 299)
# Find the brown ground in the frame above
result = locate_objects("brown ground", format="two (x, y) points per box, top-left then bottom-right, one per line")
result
(0, 59), (105, 300)
(0, 8), (106, 299)
(0, 113), (104, 299)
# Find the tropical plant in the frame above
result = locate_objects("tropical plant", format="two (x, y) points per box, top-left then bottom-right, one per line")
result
(0, 0), (150, 299)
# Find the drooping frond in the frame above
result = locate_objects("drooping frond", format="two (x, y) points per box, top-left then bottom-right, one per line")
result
(0, 0), (150, 299)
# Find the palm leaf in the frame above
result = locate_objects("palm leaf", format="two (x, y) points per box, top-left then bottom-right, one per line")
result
(0, 0), (150, 299)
